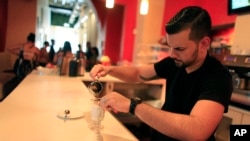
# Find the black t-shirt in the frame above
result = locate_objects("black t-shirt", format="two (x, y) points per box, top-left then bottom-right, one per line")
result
(151, 55), (233, 141)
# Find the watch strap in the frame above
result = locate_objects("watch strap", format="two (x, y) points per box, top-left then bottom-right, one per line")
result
(129, 97), (141, 115)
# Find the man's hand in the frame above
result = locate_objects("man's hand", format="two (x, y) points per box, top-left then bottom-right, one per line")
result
(89, 64), (111, 80)
(99, 92), (130, 113)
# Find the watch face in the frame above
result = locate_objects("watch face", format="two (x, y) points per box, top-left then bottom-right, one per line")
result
(134, 97), (142, 103)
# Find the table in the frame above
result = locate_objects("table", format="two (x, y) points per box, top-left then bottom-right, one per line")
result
(0, 71), (139, 141)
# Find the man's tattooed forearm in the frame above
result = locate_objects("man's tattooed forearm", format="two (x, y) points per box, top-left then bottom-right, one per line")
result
(139, 75), (158, 81)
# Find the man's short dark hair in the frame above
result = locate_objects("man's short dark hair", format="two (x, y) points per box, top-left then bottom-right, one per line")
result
(165, 6), (211, 42)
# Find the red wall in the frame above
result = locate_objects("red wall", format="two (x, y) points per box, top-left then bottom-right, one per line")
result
(104, 4), (124, 64)
(0, 0), (8, 52)
(92, 0), (137, 64)
(119, 0), (137, 62)
(91, 0), (107, 28)
(5, 0), (37, 50)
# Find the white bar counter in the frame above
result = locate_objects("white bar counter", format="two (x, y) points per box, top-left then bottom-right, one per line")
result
(81, 72), (166, 105)
(80, 72), (165, 85)
(0, 71), (138, 141)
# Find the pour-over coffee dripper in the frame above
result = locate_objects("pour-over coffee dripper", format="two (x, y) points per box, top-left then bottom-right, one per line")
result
(88, 77), (105, 132)
(88, 77), (103, 98)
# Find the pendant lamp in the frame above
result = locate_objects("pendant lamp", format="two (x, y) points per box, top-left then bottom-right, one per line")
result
(140, 0), (149, 15)
(106, 0), (114, 8)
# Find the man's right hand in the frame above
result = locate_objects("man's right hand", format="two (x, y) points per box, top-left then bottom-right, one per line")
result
(89, 64), (111, 80)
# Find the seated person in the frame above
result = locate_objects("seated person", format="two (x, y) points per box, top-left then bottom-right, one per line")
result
(7, 33), (40, 77)
(53, 41), (74, 75)
(38, 41), (50, 67)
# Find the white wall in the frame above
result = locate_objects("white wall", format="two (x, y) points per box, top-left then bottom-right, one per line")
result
(36, 0), (51, 48)
(231, 13), (250, 55)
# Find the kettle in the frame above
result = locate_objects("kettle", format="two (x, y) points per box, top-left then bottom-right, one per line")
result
(68, 57), (85, 77)
(69, 58), (78, 77)
(77, 58), (85, 76)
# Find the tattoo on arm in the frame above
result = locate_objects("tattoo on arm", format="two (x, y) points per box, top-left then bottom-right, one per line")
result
(139, 75), (158, 81)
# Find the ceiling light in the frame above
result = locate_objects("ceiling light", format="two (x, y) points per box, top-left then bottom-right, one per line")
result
(106, 0), (114, 8)
(140, 0), (149, 15)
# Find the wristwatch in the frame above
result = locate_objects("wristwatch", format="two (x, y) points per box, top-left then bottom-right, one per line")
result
(129, 97), (142, 115)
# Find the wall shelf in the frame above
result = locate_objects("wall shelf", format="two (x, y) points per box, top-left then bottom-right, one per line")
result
(212, 23), (235, 31)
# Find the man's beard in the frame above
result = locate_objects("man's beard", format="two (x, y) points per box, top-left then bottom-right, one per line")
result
(174, 59), (184, 67)
(174, 46), (199, 68)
